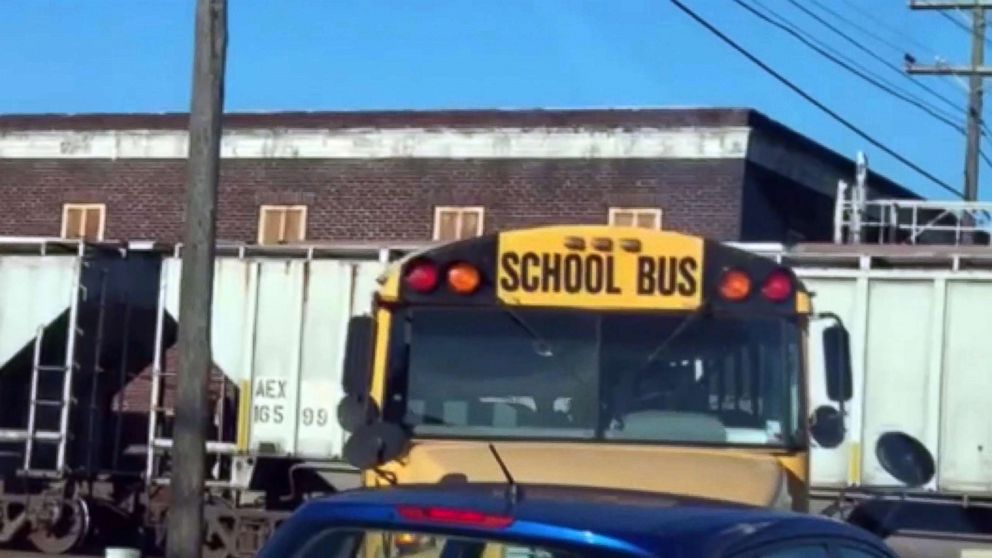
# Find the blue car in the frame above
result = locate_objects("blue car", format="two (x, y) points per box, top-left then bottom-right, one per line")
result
(258, 484), (897, 558)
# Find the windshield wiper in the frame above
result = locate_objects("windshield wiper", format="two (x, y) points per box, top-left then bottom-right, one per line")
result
(633, 303), (712, 373)
(501, 305), (555, 357)
(610, 304), (712, 423)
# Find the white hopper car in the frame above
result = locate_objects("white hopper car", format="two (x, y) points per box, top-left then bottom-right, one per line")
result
(0, 238), (990, 556)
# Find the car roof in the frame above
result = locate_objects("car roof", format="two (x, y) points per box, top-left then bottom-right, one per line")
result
(269, 483), (892, 557)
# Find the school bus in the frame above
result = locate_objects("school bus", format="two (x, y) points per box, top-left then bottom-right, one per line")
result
(337, 225), (855, 512)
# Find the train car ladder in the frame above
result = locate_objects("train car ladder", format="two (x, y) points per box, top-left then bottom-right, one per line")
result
(21, 248), (86, 477)
(22, 324), (80, 476)
(144, 268), (240, 490)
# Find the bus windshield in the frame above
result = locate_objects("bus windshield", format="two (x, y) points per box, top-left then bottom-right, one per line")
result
(384, 307), (804, 449)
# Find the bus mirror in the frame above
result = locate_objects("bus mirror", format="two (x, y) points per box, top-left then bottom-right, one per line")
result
(337, 392), (379, 433)
(343, 421), (409, 470)
(343, 315), (374, 396)
(809, 405), (845, 449)
(876, 432), (935, 488)
(822, 323), (853, 402)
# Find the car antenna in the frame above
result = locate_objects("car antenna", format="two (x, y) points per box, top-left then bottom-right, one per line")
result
(488, 443), (522, 505)
(373, 467), (398, 487)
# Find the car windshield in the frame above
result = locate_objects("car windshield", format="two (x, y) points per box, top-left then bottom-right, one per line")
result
(384, 307), (804, 448)
(286, 527), (589, 558)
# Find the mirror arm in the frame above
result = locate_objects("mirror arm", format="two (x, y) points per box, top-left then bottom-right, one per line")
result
(813, 311), (841, 323)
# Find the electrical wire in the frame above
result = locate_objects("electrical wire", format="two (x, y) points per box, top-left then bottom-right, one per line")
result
(775, 0), (992, 171)
(940, 10), (972, 33)
(939, 4), (992, 50)
(667, 0), (961, 198)
(810, 0), (917, 57)
(827, 0), (992, 172)
(820, 0), (968, 95)
(838, 0), (943, 57)
(786, 0), (964, 116)
(914, 5), (992, 170)
(755, 0), (964, 125)
(736, 0), (966, 134)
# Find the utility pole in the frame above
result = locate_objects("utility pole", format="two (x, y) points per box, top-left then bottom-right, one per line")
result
(166, 0), (227, 557)
(907, 1), (992, 201)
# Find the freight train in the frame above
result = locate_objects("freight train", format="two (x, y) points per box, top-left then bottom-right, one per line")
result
(0, 237), (990, 557)
(0, 238), (410, 557)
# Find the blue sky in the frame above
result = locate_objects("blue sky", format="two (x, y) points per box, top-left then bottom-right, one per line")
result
(0, 1), (982, 200)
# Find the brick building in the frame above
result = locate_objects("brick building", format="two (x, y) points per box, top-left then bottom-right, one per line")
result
(0, 108), (918, 244)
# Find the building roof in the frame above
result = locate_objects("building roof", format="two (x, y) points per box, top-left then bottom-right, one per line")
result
(0, 107), (919, 200)
(0, 107), (755, 131)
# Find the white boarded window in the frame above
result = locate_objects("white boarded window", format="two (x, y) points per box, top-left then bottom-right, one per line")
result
(258, 205), (307, 245)
(608, 207), (662, 230)
(433, 206), (484, 241)
(61, 203), (106, 241)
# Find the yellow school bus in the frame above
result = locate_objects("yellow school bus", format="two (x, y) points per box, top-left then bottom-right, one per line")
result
(337, 225), (853, 513)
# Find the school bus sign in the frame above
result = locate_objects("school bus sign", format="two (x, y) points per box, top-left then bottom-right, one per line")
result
(496, 226), (703, 310)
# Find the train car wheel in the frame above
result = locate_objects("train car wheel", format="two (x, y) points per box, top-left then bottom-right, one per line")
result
(28, 498), (90, 555)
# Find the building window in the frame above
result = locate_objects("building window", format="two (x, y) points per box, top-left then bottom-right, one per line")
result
(61, 203), (106, 241)
(433, 206), (484, 241)
(258, 205), (307, 245)
(608, 207), (662, 229)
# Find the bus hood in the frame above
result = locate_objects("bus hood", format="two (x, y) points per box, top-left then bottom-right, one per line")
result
(377, 441), (793, 507)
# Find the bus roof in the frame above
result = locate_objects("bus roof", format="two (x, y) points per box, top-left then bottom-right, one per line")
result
(375, 225), (809, 314)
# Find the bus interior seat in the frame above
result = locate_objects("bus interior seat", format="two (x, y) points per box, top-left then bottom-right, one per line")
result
(605, 410), (727, 443)
(476, 400), (541, 428)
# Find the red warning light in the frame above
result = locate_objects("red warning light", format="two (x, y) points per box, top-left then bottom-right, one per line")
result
(404, 260), (438, 293)
(761, 269), (793, 302)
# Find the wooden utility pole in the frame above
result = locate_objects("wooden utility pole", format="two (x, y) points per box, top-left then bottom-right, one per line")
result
(166, 0), (227, 557)
(908, 1), (992, 201)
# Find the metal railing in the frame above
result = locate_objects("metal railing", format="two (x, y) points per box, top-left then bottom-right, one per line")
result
(834, 182), (992, 247)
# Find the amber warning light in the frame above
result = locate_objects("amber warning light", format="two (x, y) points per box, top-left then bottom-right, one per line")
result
(719, 269), (751, 301)
(447, 262), (481, 294)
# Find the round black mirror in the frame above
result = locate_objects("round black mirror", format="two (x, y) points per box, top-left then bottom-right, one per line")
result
(337, 393), (380, 433)
(875, 431), (935, 488)
(809, 405), (845, 449)
(342, 421), (409, 470)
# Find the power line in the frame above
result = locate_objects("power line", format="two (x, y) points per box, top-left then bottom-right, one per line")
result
(785, 0), (965, 117)
(736, 0), (966, 134)
(908, 2), (987, 201)
(822, 0), (968, 96)
(838, 0), (942, 57)
(940, 10), (973, 33)
(812, 0), (916, 57)
(939, 5), (992, 49)
(760, 0), (964, 125)
(779, 0), (992, 170)
(667, 0), (961, 197)
(800, 7), (991, 172)
(773, 3), (992, 172)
